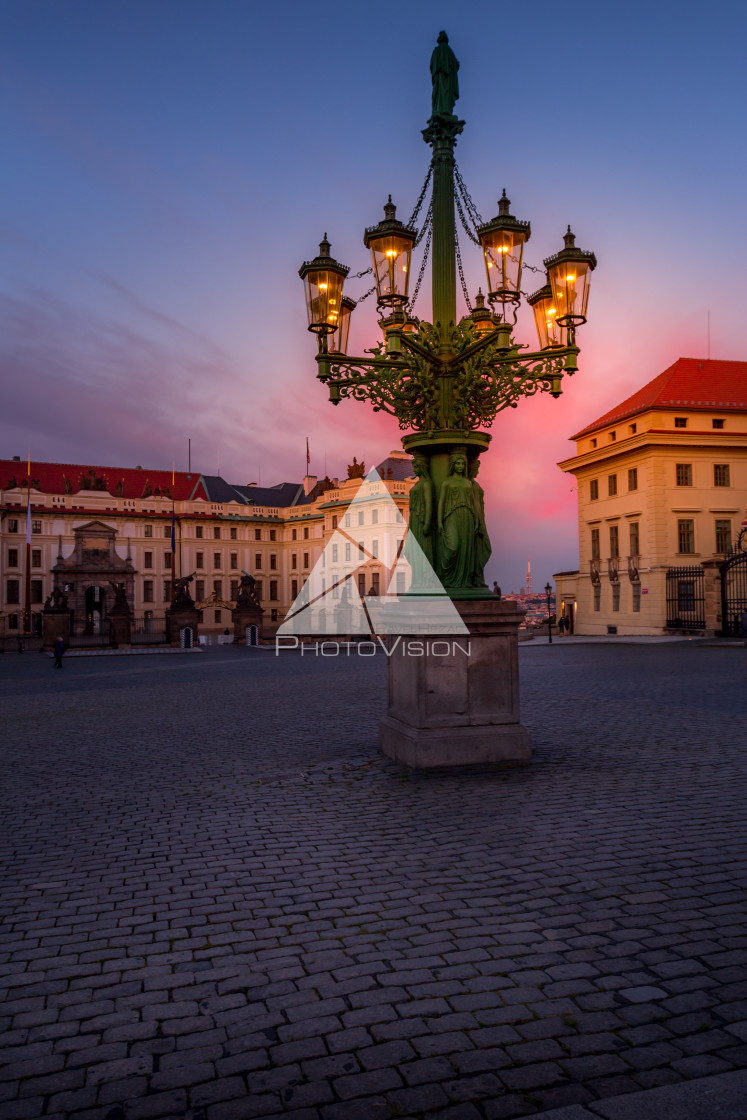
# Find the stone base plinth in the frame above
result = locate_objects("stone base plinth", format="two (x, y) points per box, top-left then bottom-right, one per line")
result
(234, 607), (264, 644)
(109, 611), (131, 647)
(379, 598), (531, 768)
(166, 608), (200, 647)
(42, 611), (70, 651)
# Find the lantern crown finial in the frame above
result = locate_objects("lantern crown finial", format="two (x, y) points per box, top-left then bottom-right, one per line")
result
(319, 233), (331, 256)
(498, 190), (510, 215)
(383, 195), (397, 221)
(564, 226), (576, 248)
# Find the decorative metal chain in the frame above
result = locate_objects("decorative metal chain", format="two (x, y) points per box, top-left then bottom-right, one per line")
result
(356, 284), (377, 305)
(408, 216), (432, 313)
(413, 199), (433, 247)
(454, 163), (484, 228)
(454, 188), (480, 245)
(349, 266), (373, 279)
(455, 225), (473, 312)
(407, 162), (433, 230)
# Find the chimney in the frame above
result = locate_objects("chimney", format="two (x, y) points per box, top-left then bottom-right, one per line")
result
(303, 474), (317, 496)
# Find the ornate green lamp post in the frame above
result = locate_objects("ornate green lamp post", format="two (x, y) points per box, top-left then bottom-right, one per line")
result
(298, 33), (596, 767)
(299, 32), (596, 601)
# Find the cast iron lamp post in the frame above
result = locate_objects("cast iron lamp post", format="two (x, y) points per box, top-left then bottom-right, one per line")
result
(545, 581), (554, 644)
(299, 32), (596, 599)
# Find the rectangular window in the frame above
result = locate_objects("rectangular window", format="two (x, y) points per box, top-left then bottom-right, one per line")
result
(712, 418), (725, 429)
(593, 585), (601, 611)
(332, 544), (338, 562)
(8, 612), (18, 629)
(371, 571), (380, 594)
(31, 548), (41, 568)
(32, 520), (42, 535)
(164, 579), (172, 601)
(7, 519), (18, 533)
(213, 527), (221, 539)
(6, 580), (20, 605)
(269, 580), (278, 601)
(291, 528), (297, 540)
(161, 525), (168, 538)
(344, 514), (351, 527)
(254, 553), (262, 569)
(144, 524), (153, 537)
(195, 525), (203, 539)
(629, 521), (640, 555)
(8, 548), (18, 567)
(254, 580), (263, 599)
(332, 581), (340, 600)
(609, 430), (616, 442)
(196, 551), (204, 568)
(230, 527), (237, 540)
(396, 572), (406, 594)
(291, 553), (297, 569)
(31, 580), (43, 604)
(358, 540), (364, 558)
(632, 583), (641, 612)
(609, 525), (619, 557)
(230, 579), (238, 599)
(590, 528), (600, 560)
(303, 552), (309, 568)
(678, 519), (695, 554)
(213, 552), (221, 569)
(270, 554), (277, 570)
(629, 423), (637, 435)
(358, 512), (364, 526)
(345, 543), (351, 562)
(291, 578), (298, 599)
(358, 573), (366, 597)
(674, 417), (687, 428)
(214, 610), (222, 623)
(608, 475), (617, 497)
(714, 464), (730, 487)
(716, 519), (732, 554)
(372, 509), (378, 525)
(332, 515), (338, 530)
(676, 463), (692, 486)
(612, 583), (620, 612)
(213, 579), (222, 596)
(195, 579), (205, 600)
(628, 468), (638, 491)
(255, 528), (262, 540)
(163, 552), (171, 568)
(372, 540), (379, 559)
(230, 553), (238, 569)
(303, 527), (309, 539)
(144, 551), (153, 568)
(269, 529), (276, 541)
(143, 580), (154, 603)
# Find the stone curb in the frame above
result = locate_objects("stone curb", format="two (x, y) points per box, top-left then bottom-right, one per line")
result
(538, 1070), (747, 1120)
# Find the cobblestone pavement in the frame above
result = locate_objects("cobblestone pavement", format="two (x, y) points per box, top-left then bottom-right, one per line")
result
(0, 642), (746, 1120)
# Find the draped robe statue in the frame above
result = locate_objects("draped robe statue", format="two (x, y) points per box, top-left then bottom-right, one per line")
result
(430, 31), (459, 117)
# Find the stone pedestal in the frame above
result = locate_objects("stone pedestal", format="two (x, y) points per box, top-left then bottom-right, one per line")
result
(379, 598), (531, 768)
(234, 606), (264, 644)
(166, 606), (200, 647)
(42, 610), (70, 651)
(109, 609), (131, 647)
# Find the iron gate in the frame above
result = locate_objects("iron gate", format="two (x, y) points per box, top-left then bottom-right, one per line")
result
(666, 566), (705, 631)
(720, 546), (747, 637)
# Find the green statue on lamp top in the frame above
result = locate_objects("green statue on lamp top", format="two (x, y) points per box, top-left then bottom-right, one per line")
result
(430, 31), (459, 117)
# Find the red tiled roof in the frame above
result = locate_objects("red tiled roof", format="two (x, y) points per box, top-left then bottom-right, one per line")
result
(0, 459), (206, 501)
(572, 358), (747, 439)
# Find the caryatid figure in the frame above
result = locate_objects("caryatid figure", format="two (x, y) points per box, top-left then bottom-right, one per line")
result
(430, 31), (460, 117)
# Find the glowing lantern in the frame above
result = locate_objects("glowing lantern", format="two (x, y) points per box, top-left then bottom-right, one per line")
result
(527, 277), (564, 349)
(299, 235), (349, 336)
(364, 197), (417, 308)
(477, 190), (531, 305)
(544, 227), (597, 326)
(328, 296), (356, 354)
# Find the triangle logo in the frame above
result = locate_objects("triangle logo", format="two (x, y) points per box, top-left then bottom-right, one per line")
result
(277, 467), (468, 637)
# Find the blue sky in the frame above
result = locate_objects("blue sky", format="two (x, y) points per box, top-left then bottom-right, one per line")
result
(2, 0), (746, 590)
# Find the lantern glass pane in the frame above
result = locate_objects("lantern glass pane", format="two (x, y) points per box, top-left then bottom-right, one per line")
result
(531, 294), (564, 349)
(549, 259), (592, 323)
(304, 269), (345, 332)
(481, 229), (526, 300)
(370, 234), (413, 303)
(329, 301), (353, 353)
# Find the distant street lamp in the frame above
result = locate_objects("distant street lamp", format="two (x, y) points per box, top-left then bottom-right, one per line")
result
(545, 581), (553, 644)
(298, 31), (596, 597)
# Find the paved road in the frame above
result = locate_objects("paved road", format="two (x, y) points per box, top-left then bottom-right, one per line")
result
(0, 643), (745, 1120)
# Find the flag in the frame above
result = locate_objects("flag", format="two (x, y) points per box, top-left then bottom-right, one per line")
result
(306, 437), (310, 469)
(26, 450), (31, 544)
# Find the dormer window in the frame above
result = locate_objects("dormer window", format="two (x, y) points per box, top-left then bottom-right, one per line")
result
(590, 438), (597, 449)
(609, 431), (616, 442)
(674, 417), (687, 428)
(713, 418), (725, 429)
(629, 423), (637, 434)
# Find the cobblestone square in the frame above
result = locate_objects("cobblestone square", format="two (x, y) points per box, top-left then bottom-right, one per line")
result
(1, 642), (746, 1120)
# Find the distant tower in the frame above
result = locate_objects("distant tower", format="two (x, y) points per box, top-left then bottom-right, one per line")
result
(525, 558), (533, 597)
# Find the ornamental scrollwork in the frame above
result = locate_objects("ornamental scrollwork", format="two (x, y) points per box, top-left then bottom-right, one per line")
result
(450, 352), (569, 431)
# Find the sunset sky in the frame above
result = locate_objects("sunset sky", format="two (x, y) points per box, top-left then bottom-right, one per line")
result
(2, 0), (746, 591)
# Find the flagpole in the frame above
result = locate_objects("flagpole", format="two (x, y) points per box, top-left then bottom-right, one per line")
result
(24, 451), (32, 637)
(171, 463), (176, 600)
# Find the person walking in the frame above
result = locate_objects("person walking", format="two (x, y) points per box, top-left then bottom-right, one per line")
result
(53, 636), (64, 669)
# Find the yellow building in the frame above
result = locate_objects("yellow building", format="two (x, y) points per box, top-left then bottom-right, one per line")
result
(0, 452), (413, 644)
(554, 358), (747, 636)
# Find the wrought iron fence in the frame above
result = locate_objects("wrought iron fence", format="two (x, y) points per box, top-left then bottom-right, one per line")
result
(0, 614), (44, 653)
(665, 566), (705, 631)
(131, 614), (167, 645)
(67, 617), (111, 648)
(720, 546), (747, 637)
